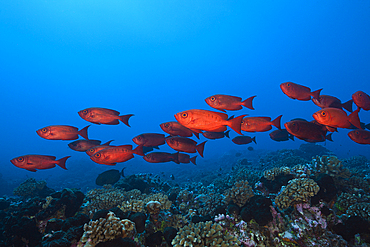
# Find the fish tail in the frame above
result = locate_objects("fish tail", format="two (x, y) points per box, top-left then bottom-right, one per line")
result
(271, 115), (282, 130)
(119, 114), (134, 127)
(342, 99), (353, 112)
(349, 108), (363, 129)
(252, 136), (257, 144)
(289, 134), (295, 141)
(326, 133), (333, 142)
(365, 123), (370, 130)
(224, 130), (230, 138)
(311, 89), (322, 100)
(190, 155), (197, 165)
(56, 156), (70, 170)
(227, 115), (246, 135)
(79, 125), (90, 139)
(241, 95), (256, 110)
(192, 131), (200, 139)
(196, 141), (207, 157)
(172, 152), (180, 164)
(133, 145), (144, 156)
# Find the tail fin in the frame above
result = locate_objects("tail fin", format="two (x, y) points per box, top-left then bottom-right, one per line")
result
(365, 123), (370, 130)
(192, 131), (200, 139)
(326, 133), (333, 142)
(119, 114), (134, 127)
(224, 130), (230, 138)
(241, 96), (256, 110)
(196, 141), (207, 158)
(252, 136), (257, 144)
(133, 145), (144, 156)
(172, 152), (180, 164)
(56, 156), (70, 170)
(227, 115), (246, 135)
(349, 108), (363, 129)
(190, 156), (197, 165)
(79, 125), (90, 140)
(289, 134), (295, 141)
(271, 115), (282, 130)
(342, 99), (353, 112)
(311, 89), (322, 100)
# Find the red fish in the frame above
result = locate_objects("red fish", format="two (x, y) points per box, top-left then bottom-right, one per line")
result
(86, 141), (115, 156)
(284, 120), (332, 142)
(166, 136), (207, 157)
(132, 133), (166, 147)
(90, 145), (143, 166)
(241, 115), (282, 132)
(352, 91), (370, 110)
(202, 130), (230, 140)
(78, 107), (134, 126)
(280, 82), (322, 101)
(10, 155), (70, 172)
(269, 129), (294, 142)
(232, 136), (256, 145)
(348, 129), (370, 144)
(36, 125), (89, 140)
(160, 121), (199, 139)
(313, 108), (362, 129)
(177, 153), (197, 165)
(205, 94), (256, 112)
(174, 109), (246, 135)
(312, 95), (353, 112)
(143, 152), (179, 164)
(68, 139), (102, 152)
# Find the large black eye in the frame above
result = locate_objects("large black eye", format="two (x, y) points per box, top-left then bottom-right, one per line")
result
(18, 157), (24, 162)
(286, 83), (290, 87)
(210, 96), (216, 101)
(321, 111), (327, 117)
(42, 128), (47, 132)
(95, 153), (101, 158)
(83, 109), (88, 114)
(182, 112), (188, 118)
(89, 149), (94, 153)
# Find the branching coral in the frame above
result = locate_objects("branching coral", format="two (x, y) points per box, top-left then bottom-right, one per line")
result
(346, 202), (370, 222)
(310, 155), (350, 178)
(78, 211), (136, 247)
(223, 180), (254, 207)
(263, 167), (291, 181)
(275, 178), (320, 210)
(171, 221), (240, 247)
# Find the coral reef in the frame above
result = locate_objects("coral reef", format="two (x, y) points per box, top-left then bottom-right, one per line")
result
(263, 167), (291, 181)
(171, 221), (240, 246)
(79, 211), (136, 246)
(275, 178), (320, 210)
(223, 180), (254, 207)
(13, 178), (54, 198)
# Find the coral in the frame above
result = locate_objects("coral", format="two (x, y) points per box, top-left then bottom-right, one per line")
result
(146, 201), (161, 215)
(336, 192), (360, 215)
(82, 185), (126, 217)
(263, 167), (291, 181)
(223, 180), (254, 207)
(143, 193), (172, 211)
(291, 164), (311, 178)
(310, 155), (350, 178)
(171, 221), (240, 246)
(78, 211), (136, 246)
(13, 178), (54, 198)
(346, 202), (370, 222)
(118, 199), (144, 213)
(275, 178), (320, 210)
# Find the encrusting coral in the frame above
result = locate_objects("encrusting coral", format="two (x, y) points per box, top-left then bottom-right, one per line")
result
(275, 178), (320, 210)
(78, 211), (136, 247)
(223, 180), (254, 207)
(171, 221), (240, 247)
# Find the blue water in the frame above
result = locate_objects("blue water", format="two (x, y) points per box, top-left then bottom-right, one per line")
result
(1, 1), (370, 195)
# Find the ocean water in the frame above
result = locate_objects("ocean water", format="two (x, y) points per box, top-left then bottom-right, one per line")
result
(1, 2), (370, 245)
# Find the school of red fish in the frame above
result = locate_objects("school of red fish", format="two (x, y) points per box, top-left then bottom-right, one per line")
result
(10, 82), (370, 171)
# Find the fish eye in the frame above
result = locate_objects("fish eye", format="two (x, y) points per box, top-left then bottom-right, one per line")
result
(95, 153), (101, 158)
(210, 96), (216, 101)
(359, 93), (362, 97)
(18, 157), (24, 162)
(241, 121), (244, 124)
(42, 128), (47, 132)
(356, 131), (359, 135)
(286, 83), (290, 87)
(321, 111), (327, 117)
(89, 149), (94, 153)
(181, 112), (188, 118)
(164, 123), (169, 128)
(83, 110), (88, 114)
